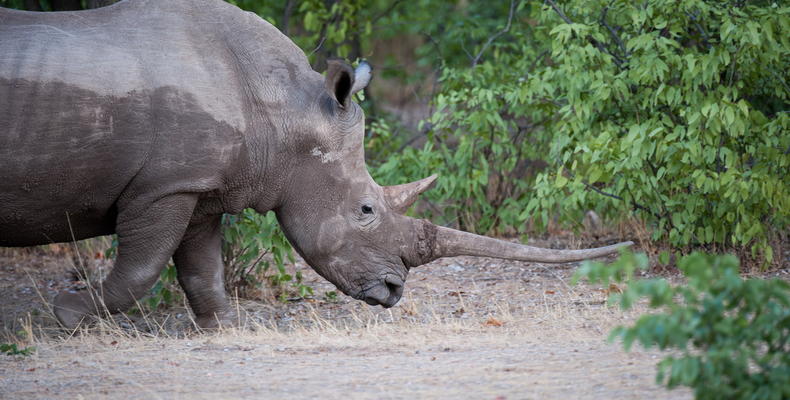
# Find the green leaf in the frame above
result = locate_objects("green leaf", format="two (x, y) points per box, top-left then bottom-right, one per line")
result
(658, 250), (670, 265)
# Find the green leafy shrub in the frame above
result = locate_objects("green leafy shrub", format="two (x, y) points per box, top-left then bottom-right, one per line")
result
(575, 251), (790, 399)
(222, 210), (311, 300)
(227, 0), (375, 62)
(378, 0), (788, 265)
(103, 237), (181, 311)
(372, 1), (550, 235)
(1, 343), (35, 356)
(526, 0), (789, 264)
(143, 263), (180, 310)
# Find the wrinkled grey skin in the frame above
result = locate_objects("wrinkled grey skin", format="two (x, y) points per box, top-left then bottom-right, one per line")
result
(0, 0), (631, 330)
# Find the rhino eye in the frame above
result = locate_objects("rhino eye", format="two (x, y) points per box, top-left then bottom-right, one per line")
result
(361, 205), (374, 214)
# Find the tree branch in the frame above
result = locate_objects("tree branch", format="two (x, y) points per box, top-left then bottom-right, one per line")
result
(471, 0), (516, 67)
(310, 1), (340, 56)
(310, 27), (329, 55)
(281, 0), (295, 36)
(544, 0), (572, 24)
(371, 0), (405, 24)
(544, 0), (625, 68)
(685, 11), (711, 50)
(574, 176), (664, 221)
(600, 1), (628, 60)
(771, 70), (790, 97)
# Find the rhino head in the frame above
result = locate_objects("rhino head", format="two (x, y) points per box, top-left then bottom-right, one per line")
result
(271, 59), (631, 307)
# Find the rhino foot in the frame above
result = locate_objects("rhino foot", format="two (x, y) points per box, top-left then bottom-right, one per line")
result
(193, 309), (246, 331)
(53, 290), (99, 330)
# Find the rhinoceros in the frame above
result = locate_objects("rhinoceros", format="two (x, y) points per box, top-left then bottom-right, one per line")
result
(0, 0), (631, 329)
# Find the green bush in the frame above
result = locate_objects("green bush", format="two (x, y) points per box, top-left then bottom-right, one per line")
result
(527, 0), (788, 264)
(144, 263), (181, 310)
(222, 210), (311, 300)
(371, 1), (548, 234)
(377, 0), (788, 264)
(1, 343), (35, 356)
(575, 251), (790, 399)
(227, 0), (379, 62)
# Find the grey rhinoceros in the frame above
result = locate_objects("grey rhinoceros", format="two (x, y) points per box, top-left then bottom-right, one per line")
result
(0, 0), (631, 329)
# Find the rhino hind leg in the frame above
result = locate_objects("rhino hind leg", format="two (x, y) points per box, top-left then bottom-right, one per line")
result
(173, 214), (236, 329)
(53, 194), (198, 330)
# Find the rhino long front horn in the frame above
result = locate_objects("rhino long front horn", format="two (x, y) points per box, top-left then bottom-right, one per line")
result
(383, 175), (438, 213)
(428, 224), (633, 264)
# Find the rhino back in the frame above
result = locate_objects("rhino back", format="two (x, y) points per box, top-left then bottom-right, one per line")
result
(0, 0), (312, 245)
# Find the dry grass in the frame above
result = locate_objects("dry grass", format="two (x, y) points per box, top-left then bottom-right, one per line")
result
(2, 294), (687, 400)
(14, 283), (642, 343)
(0, 238), (695, 399)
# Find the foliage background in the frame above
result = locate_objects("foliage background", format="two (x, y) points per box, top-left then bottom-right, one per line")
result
(1, 0), (787, 273)
(576, 250), (790, 399)
(227, 0), (788, 267)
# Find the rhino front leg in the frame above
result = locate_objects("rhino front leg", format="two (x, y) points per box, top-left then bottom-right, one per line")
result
(173, 214), (235, 329)
(53, 194), (198, 330)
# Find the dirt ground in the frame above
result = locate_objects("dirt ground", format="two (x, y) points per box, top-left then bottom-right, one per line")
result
(0, 237), (695, 399)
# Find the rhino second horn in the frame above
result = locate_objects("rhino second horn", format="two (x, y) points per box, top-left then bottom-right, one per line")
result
(383, 174), (438, 213)
(431, 225), (633, 263)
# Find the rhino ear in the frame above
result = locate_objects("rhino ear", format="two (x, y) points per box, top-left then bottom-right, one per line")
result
(325, 58), (355, 108)
(383, 175), (438, 213)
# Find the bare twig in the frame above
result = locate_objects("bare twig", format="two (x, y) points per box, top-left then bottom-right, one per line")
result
(371, 0), (405, 24)
(310, 31), (328, 55)
(396, 128), (430, 152)
(576, 178), (663, 220)
(421, 32), (445, 118)
(727, 47), (739, 87)
(600, 1), (628, 60)
(65, 212), (86, 275)
(527, 50), (549, 76)
(461, 40), (475, 63)
(423, 32), (446, 64)
(246, 250), (270, 276)
(685, 11), (711, 50)
(644, 159), (674, 222)
(471, 0), (516, 67)
(544, 0), (572, 24)
(281, 0), (295, 35)
(347, 0), (406, 37)
(771, 70), (790, 97)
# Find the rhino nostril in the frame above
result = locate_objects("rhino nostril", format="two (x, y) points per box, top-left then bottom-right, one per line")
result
(384, 275), (404, 297)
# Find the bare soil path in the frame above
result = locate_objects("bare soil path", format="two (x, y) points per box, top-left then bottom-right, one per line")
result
(3, 330), (679, 399)
(0, 240), (691, 399)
